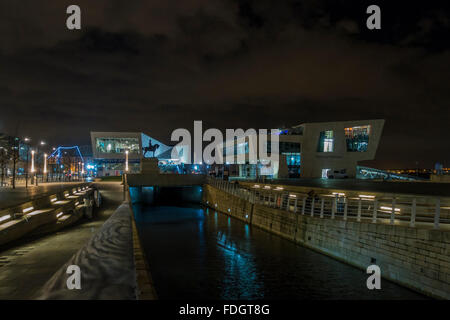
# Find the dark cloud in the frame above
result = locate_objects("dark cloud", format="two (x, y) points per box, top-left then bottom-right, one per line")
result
(0, 0), (449, 169)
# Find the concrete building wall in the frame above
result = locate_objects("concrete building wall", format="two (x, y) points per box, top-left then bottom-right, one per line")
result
(300, 119), (385, 178)
(203, 184), (450, 299)
(213, 119), (385, 179)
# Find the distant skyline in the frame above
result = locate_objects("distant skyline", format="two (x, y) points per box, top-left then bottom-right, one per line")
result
(1, 1), (449, 169)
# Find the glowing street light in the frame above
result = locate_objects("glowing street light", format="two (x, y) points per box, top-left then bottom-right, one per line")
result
(31, 150), (35, 173)
(125, 150), (129, 172)
(43, 153), (47, 174)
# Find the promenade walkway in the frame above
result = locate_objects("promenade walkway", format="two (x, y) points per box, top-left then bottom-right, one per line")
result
(0, 182), (123, 299)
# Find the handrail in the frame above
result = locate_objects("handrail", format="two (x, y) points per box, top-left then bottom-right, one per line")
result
(205, 176), (450, 230)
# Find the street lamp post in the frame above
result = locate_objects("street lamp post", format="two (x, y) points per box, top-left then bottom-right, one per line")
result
(31, 150), (35, 185)
(35, 141), (46, 186)
(24, 138), (30, 188)
(43, 153), (48, 182)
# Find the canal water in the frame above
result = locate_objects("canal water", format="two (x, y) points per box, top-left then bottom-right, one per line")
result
(131, 187), (425, 300)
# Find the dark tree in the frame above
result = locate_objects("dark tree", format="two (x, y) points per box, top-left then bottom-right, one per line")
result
(8, 136), (20, 189)
(0, 144), (8, 187)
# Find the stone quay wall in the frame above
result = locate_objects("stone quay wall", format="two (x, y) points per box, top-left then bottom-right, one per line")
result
(203, 184), (450, 299)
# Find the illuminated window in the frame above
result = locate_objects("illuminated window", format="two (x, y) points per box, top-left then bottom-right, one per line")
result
(345, 125), (370, 152)
(322, 169), (331, 179)
(317, 131), (334, 152)
(96, 138), (140, 154)
(283, 153), (301, 166)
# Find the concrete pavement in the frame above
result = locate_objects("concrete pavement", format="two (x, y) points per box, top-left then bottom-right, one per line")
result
(0, 182), (123, 299)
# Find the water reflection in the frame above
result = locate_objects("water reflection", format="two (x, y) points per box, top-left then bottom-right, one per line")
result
(216, 230), (262, 299)
(134, 204), (426, 300)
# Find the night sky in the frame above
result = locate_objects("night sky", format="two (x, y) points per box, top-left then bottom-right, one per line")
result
(1, 0), (449, 169)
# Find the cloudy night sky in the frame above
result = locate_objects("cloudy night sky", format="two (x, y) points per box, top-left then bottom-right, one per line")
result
(0, 0), (449, 169)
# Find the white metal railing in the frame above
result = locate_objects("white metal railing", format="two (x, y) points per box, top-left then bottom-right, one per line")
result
(205, 177), (450, 230)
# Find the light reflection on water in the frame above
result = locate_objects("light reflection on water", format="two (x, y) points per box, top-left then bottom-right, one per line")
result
(134, 205), (426, 300)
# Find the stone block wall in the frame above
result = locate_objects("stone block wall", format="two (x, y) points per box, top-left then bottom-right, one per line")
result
(203, 184), (450, 299)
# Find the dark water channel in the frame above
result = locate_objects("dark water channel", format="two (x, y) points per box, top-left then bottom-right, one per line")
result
(132, 186), (426, 300)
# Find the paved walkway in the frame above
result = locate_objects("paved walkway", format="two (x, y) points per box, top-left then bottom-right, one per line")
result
(0, 182), (123, 299)
(0, 182), (91, 209)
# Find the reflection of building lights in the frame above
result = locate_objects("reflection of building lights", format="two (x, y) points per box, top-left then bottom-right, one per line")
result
(289, 194), (297, 198)
(359, 195), (375, 199)
(56, 212), (64, 218)
(125, 150), (129, 172)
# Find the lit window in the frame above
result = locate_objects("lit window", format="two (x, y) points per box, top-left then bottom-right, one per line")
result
(345, 125), (370, 152)
(317, 131), (334, 152)
(96, 138), (140, 154)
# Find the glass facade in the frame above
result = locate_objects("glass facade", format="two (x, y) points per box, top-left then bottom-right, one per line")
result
(96, 162), (140, 176)
(317, 131), (334, 152)
(283, 152), (301, 178)
(96, 137), (140, 154)
(345, 125), (370, 152)
(284, 152), (301, 166)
